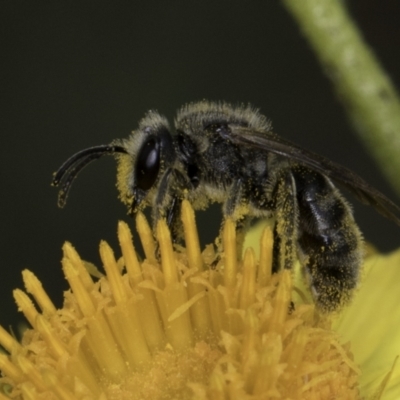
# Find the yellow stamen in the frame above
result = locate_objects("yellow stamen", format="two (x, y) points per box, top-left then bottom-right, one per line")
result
(182, 199), (212, 338)
(62, 258), (96, 317)
(157, 218), (178, 285)
(118, 220), (166, 351)
(181, 199), (204, 272)
(62, 242), (94, 290)
(35, 314), (67, 359)
(223, 218), (237, 292)
(118, 220), (143, 285)
(155, 218), (193, 350)
(21, 270), (56, 315)
(0, 354), (24, 383)
(63, 257), (128, 379)
(16, 356), (47, 392)
(240, 247), (256, 309)
(99, 240), (128, 304)
(0, 325), (21, 354)
(270, 269), (292, 334)
(258, 224), (273, 286)
(13, 289), (39, 328)
(0, 201), (363, 399)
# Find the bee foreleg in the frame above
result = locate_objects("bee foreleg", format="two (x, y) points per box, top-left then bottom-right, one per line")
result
(152, 169), (184, 243)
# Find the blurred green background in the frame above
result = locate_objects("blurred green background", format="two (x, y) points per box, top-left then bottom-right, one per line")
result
(1, 1), (399, 330)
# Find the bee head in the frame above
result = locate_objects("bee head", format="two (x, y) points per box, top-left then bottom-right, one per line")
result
(52, 111), (176, 215)
(115, 111), (176, 214)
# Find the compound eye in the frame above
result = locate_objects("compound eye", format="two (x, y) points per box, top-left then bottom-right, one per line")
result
(135, 138), (160, 190)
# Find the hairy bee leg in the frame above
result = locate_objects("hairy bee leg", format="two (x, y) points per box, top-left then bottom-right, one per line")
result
(271, 172), (298, 273)
(152, 169), (186, 245)
(224, 178), (243, 217)
(166, 197), (183, 242)
(293, 168), (363, 311)
(152, 169), (173, 223)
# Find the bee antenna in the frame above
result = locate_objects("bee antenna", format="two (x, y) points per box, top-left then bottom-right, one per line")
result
(52, 144), (127, 208)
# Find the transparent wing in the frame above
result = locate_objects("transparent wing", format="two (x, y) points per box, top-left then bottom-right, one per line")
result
(226, 126), (400, 226)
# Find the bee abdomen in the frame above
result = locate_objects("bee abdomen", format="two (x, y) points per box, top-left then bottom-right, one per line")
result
(293, 168), (363, 311)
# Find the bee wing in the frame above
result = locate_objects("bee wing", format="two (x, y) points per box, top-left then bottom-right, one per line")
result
(227, 126), (400, 226)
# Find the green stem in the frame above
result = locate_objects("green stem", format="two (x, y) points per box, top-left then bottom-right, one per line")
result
(282, 0), (400, 196)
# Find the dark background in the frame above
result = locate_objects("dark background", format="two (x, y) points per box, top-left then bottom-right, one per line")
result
(1, 1), (399, 330)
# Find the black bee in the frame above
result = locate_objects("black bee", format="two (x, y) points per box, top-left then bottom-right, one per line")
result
(52, 101), (400, 311)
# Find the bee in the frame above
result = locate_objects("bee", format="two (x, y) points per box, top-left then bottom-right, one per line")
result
(52, 101), (400, 311)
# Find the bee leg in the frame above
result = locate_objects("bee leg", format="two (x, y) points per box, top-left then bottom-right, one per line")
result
(224, 178), (243, 217)
(271, 172), (299, 273)
(151, 199), (181, 261)
(292, 168), (362, 311)
(165, 196), (183, 242)
(152, 169), (185, 243)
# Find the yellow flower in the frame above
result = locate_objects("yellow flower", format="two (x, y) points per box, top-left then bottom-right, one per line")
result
(0, 200), (397, 399)
(334, 249), (400, 398)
